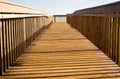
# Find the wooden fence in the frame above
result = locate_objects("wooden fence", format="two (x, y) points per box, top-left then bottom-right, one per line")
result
(67, 1), (120, 66)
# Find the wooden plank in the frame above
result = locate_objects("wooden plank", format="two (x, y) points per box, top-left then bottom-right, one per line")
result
(1, 23), (120, 79)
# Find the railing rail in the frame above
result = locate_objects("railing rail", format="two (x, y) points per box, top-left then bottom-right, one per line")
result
(67, 1), (120, 66)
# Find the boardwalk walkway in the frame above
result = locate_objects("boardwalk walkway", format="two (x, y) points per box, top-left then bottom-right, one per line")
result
(1, 23), (120, 79)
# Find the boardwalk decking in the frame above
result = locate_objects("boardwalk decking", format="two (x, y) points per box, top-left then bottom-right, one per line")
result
(1, 23), (120, 79)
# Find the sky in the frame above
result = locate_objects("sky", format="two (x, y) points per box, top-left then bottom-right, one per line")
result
(9, 0), (120, 15)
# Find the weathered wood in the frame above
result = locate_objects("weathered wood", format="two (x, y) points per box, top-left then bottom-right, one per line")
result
(1, 23), (120, 78)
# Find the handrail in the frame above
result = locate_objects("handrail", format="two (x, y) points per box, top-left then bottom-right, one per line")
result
(0, 14), (48, 19)
(67, 1), (120, 66)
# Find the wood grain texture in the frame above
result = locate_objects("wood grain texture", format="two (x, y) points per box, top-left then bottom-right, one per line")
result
(67, 15), (120, 66)
(1, 23), (120, 79)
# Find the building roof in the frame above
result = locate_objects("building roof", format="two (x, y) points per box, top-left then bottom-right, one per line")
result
(0, 0), (49, 16)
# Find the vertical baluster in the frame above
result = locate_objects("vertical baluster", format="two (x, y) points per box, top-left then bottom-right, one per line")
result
(5, 20), (10, 69)
(117, 17), (120, 66)
(8, 19), (12, 65)
(23, 18), (26, 50)
(2, 20), (7, 72)
(0, 20), (3, 75)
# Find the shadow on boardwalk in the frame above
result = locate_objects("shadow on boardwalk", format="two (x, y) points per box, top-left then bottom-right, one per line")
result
(1, 23), (120, 79)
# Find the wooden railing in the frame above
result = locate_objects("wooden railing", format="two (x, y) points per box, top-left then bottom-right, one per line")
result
(0, 1), (53, 75)
(67, 1), (120, 66)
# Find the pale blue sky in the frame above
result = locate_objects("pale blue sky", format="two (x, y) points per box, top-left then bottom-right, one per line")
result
(9, 0), (120, 15)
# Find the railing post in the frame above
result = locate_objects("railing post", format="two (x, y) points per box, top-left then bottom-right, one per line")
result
(0, 20), (3, 75)
(118, 17), (120, 65)
(5, 20), (10, 69)
(33, 18), (37, 39)
(2, 20), (7, 72)
(8, 20), (12, 66)
(23, 18), (26, 49)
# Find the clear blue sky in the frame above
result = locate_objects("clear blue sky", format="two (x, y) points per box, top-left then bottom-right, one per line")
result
(9, 0), (120, 15)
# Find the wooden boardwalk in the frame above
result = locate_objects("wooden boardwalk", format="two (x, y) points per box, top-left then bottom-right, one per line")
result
(1, 23), (120, 79)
